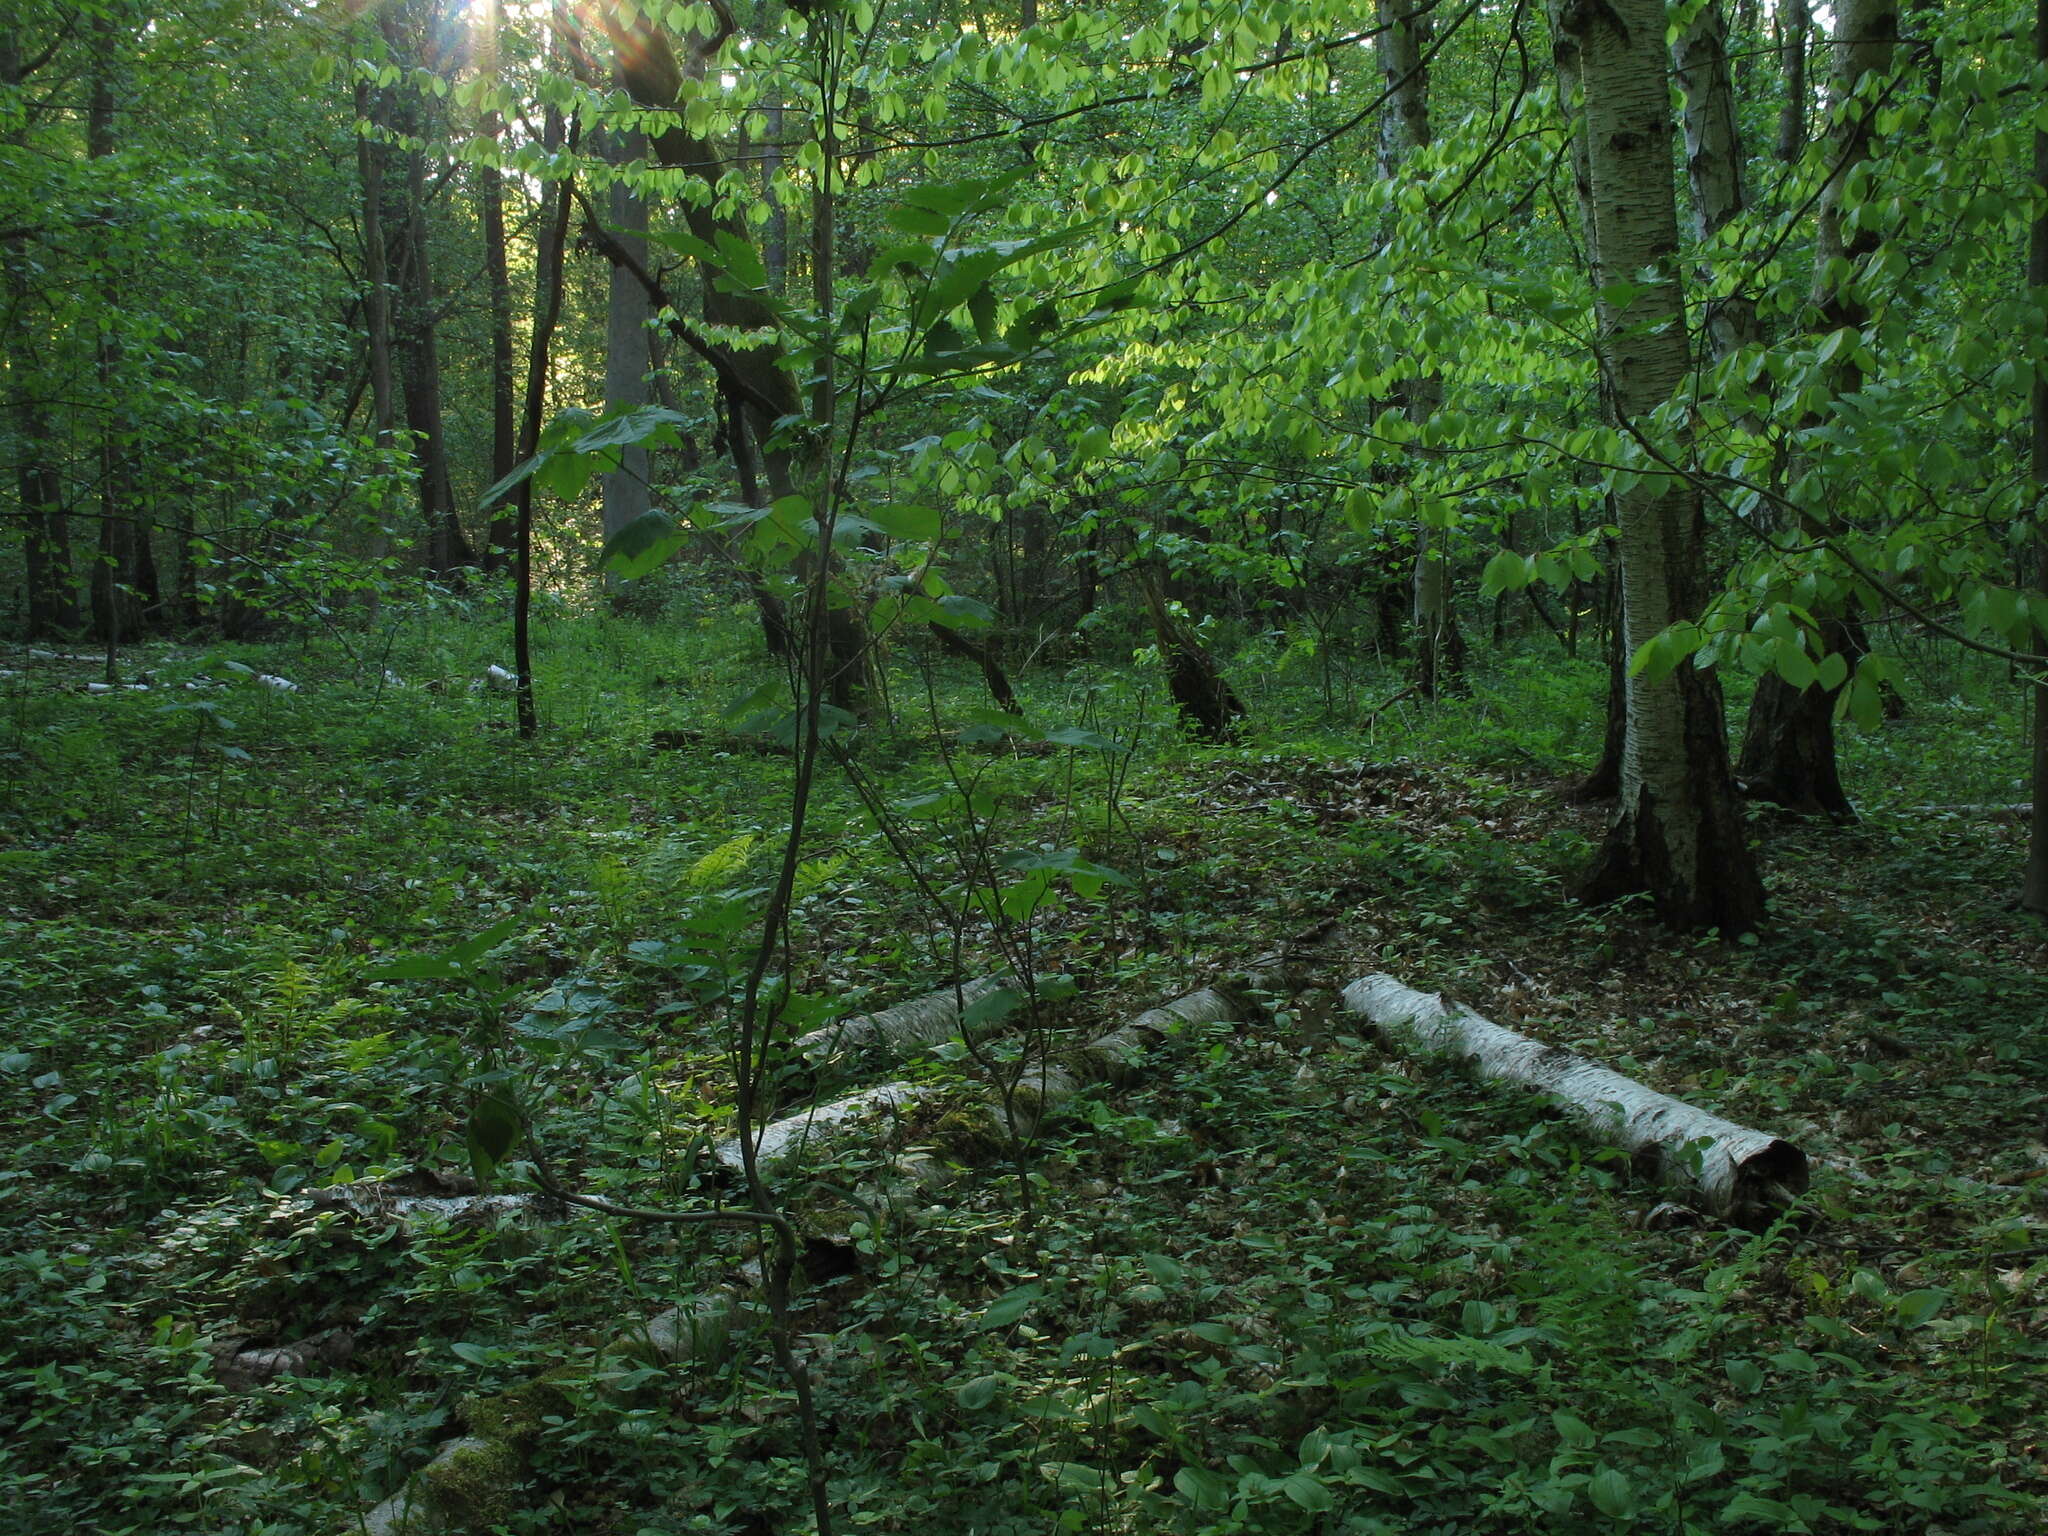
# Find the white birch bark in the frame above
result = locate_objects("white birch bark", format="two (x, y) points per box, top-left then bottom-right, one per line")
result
(1560, 0), (1763, 931)
(791, 975), (1013, 1072)
(724, 987), (1242, 1176)
(1343, 975), (1807, 1220)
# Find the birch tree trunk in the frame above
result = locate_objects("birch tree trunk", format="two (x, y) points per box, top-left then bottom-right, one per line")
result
(1559, 0), (1765, 932)
(1378, 0), (1465, 699)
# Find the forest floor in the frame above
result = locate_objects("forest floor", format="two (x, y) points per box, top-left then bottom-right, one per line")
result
(3, 601), (2047, 1535)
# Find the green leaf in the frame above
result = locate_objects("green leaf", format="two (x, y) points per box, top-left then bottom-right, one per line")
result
(1588, 1466), (1635, 1518)
(1552, 1411), (1597, 1448)
(467, 1092), (520, 1184)
(978, 1283), (1043, 1330)
(962, 985), (1025, 1029)
(1771, 637), (1819, 691)
(1481, 549), (1534, 597)
(956, 1374), (1002, 1410)
(1281, 1473), (1334, 1512)
(1074, 425), (1113, 466)
(1041, 1462), (1105, 1492)
(1894, 1288), (1947, 1327)
(866, 503), (942, 543)
(1142, 1251), (1185, 1285)
(711, 230), (770, 292)
(449, 916), (521, 965)
(967, 284), (999, 344)
(933, 594), (996, 629)
(1173, 1466), (1232, 1509)
(600, 510), (692, 580)
(886, 203), (951, 237)
(1006, 301), (1060, 351)
(478, 453), (543, 511)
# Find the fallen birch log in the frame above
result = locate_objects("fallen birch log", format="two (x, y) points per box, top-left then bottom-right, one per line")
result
(725, 985), (1247, 1177)
(791, 974), (1013, 1074)
(1342, 975), (1808, 1224)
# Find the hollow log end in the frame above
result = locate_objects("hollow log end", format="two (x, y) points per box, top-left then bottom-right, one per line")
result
(1725, 1138), (1811, 1227)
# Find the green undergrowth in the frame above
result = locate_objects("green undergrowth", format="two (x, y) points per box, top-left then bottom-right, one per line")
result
(1, 604), (2044, 1533)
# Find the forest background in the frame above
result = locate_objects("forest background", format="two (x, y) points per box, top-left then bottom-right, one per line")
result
(6, 0), (2048, 1531)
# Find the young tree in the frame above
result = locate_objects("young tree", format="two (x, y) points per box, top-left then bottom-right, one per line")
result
(1734, 0), (1898, 820)
(1378, 0), (1466, 700)
(599, 117), (653, 606)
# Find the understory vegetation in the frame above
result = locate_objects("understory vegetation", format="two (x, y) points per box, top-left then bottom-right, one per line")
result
(4, 601), (2046, 1535)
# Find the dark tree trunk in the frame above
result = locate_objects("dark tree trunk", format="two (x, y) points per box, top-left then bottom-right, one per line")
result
(15, 409), (76, 638)
(381, 7), (472, 578)
(509, 99), (575, 739)
(2023, 0), (2048, 912)
(3, 33), (76, 636)
(1139, 569), (1246, 742)
(600, 115), (653, 607)
(1571, 622), (1626, 801)
(86, 19), (151, 643)
(1738, 0), (1897, 809)
(1736, 673), (1852, 819)
(724, 385), (792, 657)
(929, 623), (1021, 715)
(1776, 0), (1810, 161)
(608, 6), (867, 713)
(355, 64), (400, 610)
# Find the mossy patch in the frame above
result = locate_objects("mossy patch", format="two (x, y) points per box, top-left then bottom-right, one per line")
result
(417, 1435), (526, 1526)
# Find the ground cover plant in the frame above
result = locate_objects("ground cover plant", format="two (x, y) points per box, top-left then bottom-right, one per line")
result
(9, 0), (2048, 1528)
(4, 603), (2046, 1535)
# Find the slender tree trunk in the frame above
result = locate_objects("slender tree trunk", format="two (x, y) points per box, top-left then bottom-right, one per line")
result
(1776, 0), (1811, 162)
(1674, 0), (1756, 357)
(86, 16), (151, 644)
(510, 103), (576, 740)
(600, 117), (654, 608)
(1379, 0), (1465, 699)
(760, 95), (787, 291)
(355, 65), (400, 613)
(2023, 0), (2048, 912)
(1551, 4), (1626, 796)
(1558, 0), (1765, 932)
(723, 384), (793, 655)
